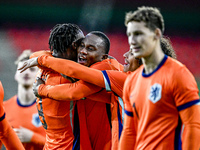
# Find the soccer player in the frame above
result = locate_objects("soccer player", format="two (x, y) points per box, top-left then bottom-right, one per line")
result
(2, 50), (46, 150)
(0, 81), (25, 150)
(119, 6), (200, 150)
(29, 23), (85, 150)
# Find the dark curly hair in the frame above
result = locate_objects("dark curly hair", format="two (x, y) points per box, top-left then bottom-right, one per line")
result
(125, 6), (165, 34)
(49, 23), (84, 53)
(160, 36), (176, 59)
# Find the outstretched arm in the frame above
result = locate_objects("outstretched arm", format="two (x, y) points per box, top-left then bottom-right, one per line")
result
(19, 55), (105, 87)
(34, 78), (111, 103)
(19, 55), (127, 97)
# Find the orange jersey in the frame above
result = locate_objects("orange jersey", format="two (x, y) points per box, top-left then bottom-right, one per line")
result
(0, 81), (25, 150)
(39, 59), (114, 150)
(122, 55), (200, 150)
(3, 95), (46, 150)
(37, 55), (126, 150)
(31, 51), (75, 150)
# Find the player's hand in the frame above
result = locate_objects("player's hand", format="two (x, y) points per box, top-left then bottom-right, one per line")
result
(18, 57), (39, 73)
(13, 126), (33, 143)
(33, 78), (45, 98)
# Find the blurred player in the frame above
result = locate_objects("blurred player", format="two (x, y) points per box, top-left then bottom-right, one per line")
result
(0, 81), (25, 150)
(2, 50), (46, 150)
(120, 6), (200, 150)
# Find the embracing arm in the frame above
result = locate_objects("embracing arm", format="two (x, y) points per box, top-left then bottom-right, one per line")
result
(18, 55), (127, 95)
(19, 55), (127, 96)
(38, 55), (105, 87)
(38, 55), (127, 96)
(38, 79), (111, 103)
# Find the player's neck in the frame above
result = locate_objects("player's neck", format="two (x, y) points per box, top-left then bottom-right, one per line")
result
(142, 47), (165, 74)
(17, 84), (36, 105)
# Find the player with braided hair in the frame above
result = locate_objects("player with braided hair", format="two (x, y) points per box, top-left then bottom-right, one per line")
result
(29, 23), (85, 150)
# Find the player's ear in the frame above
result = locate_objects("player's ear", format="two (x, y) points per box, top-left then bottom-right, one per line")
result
(102, 54), (108, 60)
(72, 42), (77, 50)
(154, 28), (162, 40)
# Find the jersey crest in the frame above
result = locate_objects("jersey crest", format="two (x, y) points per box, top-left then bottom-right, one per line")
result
(149, 83), (162, 103)
(32, 113), (42, 127)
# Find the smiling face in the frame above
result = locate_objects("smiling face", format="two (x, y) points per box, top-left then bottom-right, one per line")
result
(77, 33), (106, 67)
(123, 47), (140, 72)
(126, 21), (157, 59)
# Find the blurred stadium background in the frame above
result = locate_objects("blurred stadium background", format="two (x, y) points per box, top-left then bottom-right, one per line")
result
(0, 0), (200, 101)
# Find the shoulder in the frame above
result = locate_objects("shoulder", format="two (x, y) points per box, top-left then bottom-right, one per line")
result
(30, 50), (51, 59)
(126, 66), (143, 81)
(108, 58), (124, 71)
(4, 95), (17, 106)
(166, 57), (194, 80)
(90, 60), (111, 70)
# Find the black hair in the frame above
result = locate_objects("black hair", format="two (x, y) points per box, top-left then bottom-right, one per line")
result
(89, 31), (110, 54)
(49, 23), (84, 53)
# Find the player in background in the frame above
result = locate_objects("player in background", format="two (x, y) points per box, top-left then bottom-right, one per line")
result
(0, 81), (25, 150)
(2, 50), (46, 150)
(119, 6), (200, 150)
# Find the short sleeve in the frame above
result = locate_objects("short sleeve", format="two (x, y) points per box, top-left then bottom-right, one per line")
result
(172, 66), (200, 110)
